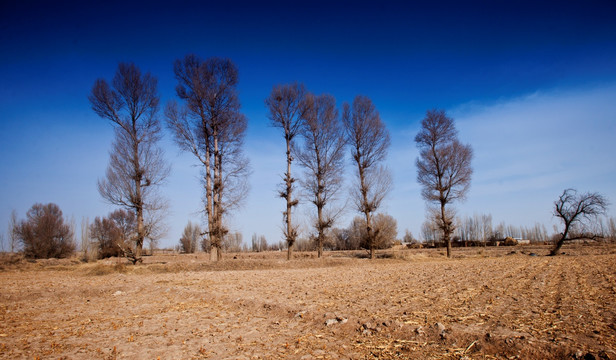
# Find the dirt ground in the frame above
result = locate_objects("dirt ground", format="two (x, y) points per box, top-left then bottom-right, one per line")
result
(1, 244), (615, 359)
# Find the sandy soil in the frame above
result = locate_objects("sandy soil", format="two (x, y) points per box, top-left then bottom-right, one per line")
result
(1, 244), (615, 359)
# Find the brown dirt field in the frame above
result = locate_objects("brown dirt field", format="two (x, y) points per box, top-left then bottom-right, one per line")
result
(1, 244), (615, 359)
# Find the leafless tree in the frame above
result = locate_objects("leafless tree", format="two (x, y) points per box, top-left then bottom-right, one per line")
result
(89, 63), (170, 264)
(251, 233), (268, 252)
(15, 203), (75, 259)
(179, 221), (200, 253)
(348, 213), (398, 251)
(166, 55), (250, 261)
(343, 95), (391, 259)
(296, 93), (346, 258)
(265, 82), (307, 260)
(455, 213), (493, 245)
(415, 109), (473, 258)
(80, 217), (96, 261)
(421, 217), (441, 244)
(90, 209), (137, 260)
(550, 188), (609, 256)
(223, 232), (243, 252)
(90, 216), (122, 259)
(8, 210), (19, 253)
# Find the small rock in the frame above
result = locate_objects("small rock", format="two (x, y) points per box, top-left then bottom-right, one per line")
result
(112, 290), (123, 296)
(434, 322), (446, 334)
(574, 350), (584, 359)
(415, 326), (425, 336)
(325, 319), (338, 326)
(295, 311), (306, 318)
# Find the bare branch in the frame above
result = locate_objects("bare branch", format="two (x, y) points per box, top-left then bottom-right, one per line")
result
(90, 63), (169, 263)
(296, 92), (346, 258)
(551, 188), (609, 255)
(415, 109), (473, 258)
(343, 95), (391, 259)
(166, 55), (250, 261)
(265, 82), (307, 259)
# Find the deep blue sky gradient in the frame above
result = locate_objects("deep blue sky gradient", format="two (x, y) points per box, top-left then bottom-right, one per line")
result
(1, 1), (615, 248)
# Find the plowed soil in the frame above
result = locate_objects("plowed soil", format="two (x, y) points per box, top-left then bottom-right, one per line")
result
(1, 244), (615, 359)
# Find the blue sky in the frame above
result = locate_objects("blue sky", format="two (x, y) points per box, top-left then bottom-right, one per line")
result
(1, 1), (615, 249)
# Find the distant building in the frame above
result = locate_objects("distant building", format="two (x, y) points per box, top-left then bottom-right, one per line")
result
(514, 238), (531, 245)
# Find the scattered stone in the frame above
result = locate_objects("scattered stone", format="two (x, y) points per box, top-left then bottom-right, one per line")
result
(325, 315), (348, 326)
(415, 326), (425, 336)
(295, 311), (306, 318)
(574, 350), (584, 359)
(325, 319), (338, 326)
(112, 290), (123, 296)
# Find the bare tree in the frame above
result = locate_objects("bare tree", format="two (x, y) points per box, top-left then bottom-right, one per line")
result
(90, 209), (137, 260)
(415, 109), (473, 258)
(251, 233), (268, 252)
(166, 55), (250, 261)
(80, 217), (95, 261)
(296, 93), (346, 258)
(89, 63), (170, 264)
(421, 217), (440, 244)
(224, 232), (243, 252)
(8, 210), (19, 253)
(550, 188), (609, 256)
(15, 203), (75, 259)
(265, 82), (307, 260)
(343, 95), (391, 259)
(179, 221), (200, 253)
(348, 213), (398, 251)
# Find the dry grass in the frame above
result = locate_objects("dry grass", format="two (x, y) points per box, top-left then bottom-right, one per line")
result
(1, 244), (615, 359)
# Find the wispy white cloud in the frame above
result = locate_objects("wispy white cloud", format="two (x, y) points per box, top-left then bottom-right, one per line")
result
(450, 83), (616, 228)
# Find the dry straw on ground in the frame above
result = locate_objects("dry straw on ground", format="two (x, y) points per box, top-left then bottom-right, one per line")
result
(1, 244), (615, 359)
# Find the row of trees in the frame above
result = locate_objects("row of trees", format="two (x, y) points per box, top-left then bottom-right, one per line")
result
(7, 57), (609, 260)
(266, 84), (392, 259)
(420, 213), (551, 244)
(88, 58), (613, 260)
(90, 57), (250, 263)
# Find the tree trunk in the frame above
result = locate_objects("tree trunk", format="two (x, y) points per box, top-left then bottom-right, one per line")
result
(366, 213), (374, 260)
(286, 139), (294, 261)
(550, 223), (570, 256)
(133, 127), (144, 264)
(135, 209), (144, 261)
(317, 202), (323, 258)
(440, 202), (452, 258)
